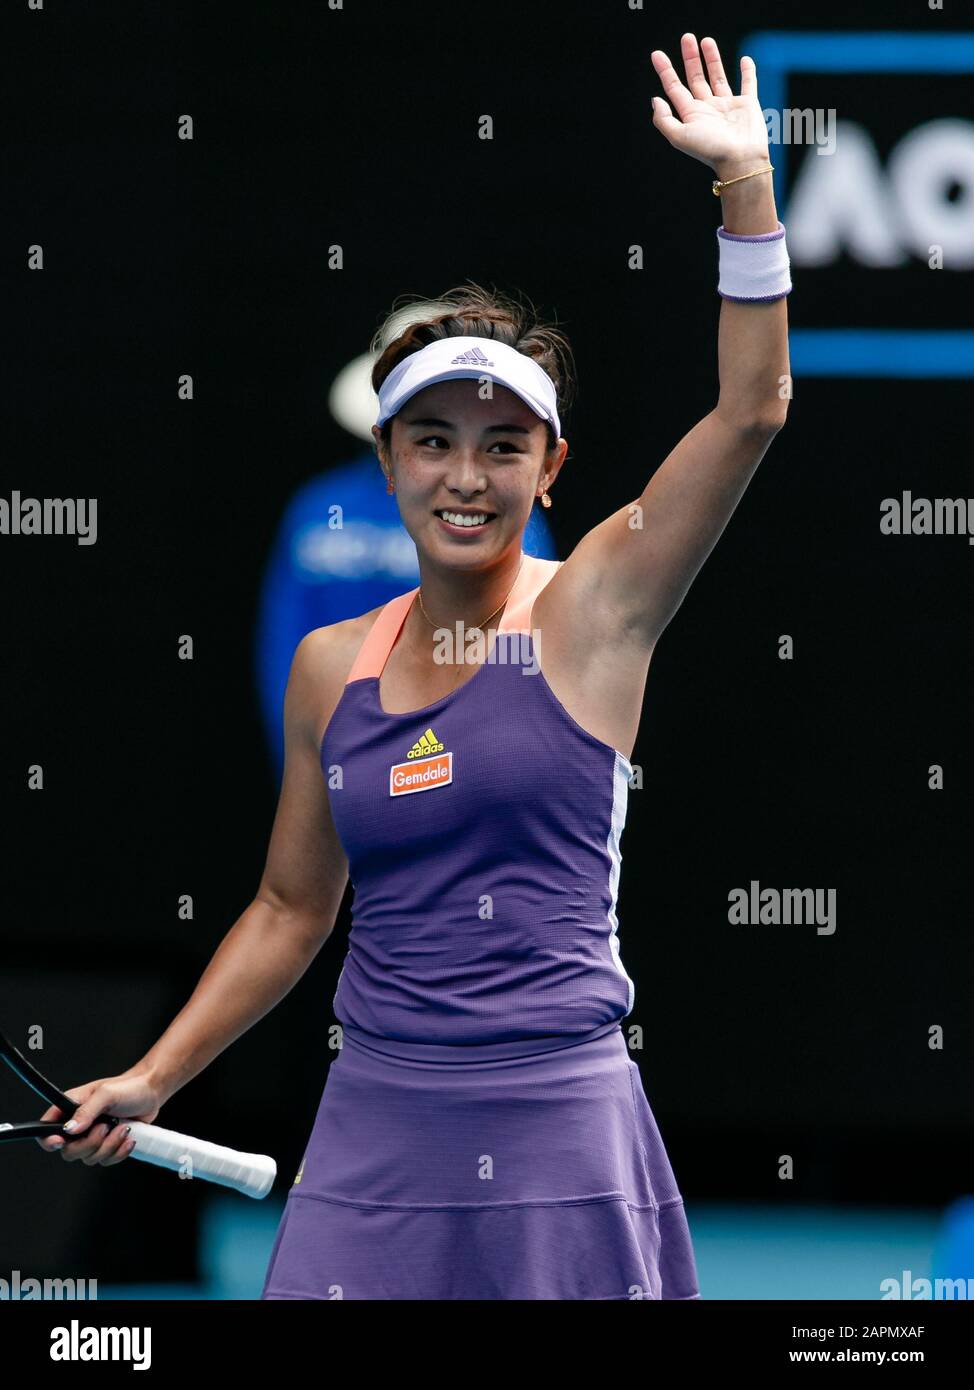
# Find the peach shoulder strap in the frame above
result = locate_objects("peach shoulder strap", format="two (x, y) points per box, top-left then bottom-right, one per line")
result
(344, 588), (419, 684)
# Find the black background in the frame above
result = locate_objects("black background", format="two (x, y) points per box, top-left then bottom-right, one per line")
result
(1, 0), (970, 1282)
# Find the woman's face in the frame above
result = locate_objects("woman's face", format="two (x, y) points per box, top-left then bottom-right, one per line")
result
(373, 379), (566, 569)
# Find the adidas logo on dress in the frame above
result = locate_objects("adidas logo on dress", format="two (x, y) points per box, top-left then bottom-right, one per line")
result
(406, 727), (444, 758)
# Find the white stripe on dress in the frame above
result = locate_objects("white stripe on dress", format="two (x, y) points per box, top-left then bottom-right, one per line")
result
(606, 751), (636, 1014)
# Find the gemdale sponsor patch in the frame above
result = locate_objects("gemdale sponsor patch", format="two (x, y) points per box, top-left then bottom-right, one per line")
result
(390, 728), (452, 796)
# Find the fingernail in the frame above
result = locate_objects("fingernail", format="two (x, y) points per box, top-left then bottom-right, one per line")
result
(124, 1126), (132, 1135)
(63, 1119), (79, 1132)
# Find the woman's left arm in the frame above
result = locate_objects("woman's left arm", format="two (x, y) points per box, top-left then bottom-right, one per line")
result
(563, 34), (790, 649)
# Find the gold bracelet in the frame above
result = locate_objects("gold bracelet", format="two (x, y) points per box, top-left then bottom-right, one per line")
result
(712, 164), (774, 197)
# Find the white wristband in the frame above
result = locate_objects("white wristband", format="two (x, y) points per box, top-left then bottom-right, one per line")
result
(717, 220), (792, 303)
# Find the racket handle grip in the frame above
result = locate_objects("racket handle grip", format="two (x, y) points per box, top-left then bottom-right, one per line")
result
(124, 1121), (277, 1199)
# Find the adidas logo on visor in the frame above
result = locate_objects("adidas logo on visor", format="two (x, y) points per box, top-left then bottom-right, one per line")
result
(450, 346), (493, 367)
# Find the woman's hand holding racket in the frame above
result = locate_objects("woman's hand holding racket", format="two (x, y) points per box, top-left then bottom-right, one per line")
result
(2, 1027), (276, 1197)
(34, 1069), (164, 1167)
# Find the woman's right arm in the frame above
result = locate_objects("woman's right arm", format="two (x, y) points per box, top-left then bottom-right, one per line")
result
(38, 622), (357, 1164)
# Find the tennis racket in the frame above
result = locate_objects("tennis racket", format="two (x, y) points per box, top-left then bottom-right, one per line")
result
(0, 1027), (276, 1199)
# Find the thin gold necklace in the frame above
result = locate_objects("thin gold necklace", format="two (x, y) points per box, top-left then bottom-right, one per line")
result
(416, 555), (524, 633)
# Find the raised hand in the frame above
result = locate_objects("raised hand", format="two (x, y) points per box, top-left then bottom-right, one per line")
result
(651, 34), (770, 176)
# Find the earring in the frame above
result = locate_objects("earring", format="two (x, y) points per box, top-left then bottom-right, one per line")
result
(540, 488), (552, 508)
(386, 476), (395, 494)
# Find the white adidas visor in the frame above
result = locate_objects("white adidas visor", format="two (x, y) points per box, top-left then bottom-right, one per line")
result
(375, 336), (561, 440)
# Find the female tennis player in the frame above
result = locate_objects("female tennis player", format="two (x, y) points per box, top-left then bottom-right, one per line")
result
(37, 34), (788, 1299)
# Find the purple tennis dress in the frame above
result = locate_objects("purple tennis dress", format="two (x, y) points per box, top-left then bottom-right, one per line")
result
(261, 554), (700, 1300)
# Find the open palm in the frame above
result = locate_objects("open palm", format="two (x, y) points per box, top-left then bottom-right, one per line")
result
(651, 34), (770, 172)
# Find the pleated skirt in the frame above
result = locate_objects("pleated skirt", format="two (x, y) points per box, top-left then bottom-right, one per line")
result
(261, 1019), (700, 1301)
